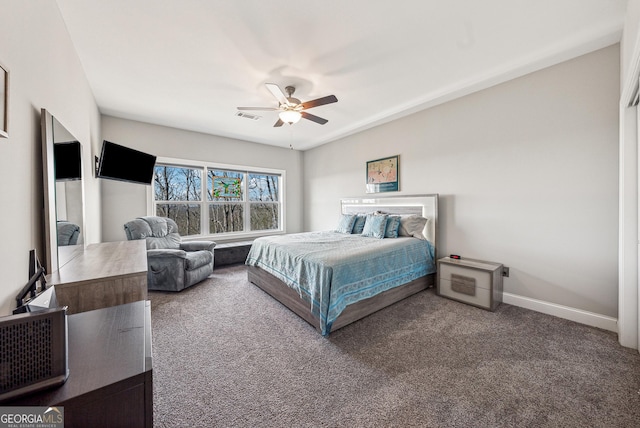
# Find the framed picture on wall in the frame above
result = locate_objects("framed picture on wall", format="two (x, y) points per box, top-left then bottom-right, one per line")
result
(0, 61), (8, 138)
(366, 155), (399, 193)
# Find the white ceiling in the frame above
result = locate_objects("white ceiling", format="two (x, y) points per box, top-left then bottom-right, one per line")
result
(55, 0), (627, 151)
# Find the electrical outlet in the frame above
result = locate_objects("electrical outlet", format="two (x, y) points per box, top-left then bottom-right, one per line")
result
(502, 267), (510, 277)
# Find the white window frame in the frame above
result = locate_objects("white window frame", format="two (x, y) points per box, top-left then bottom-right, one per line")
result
(148, 156), (286, 242)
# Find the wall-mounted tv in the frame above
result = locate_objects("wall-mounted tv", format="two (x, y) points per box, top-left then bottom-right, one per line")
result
(54, 141), (82, 181)
(96, 140), (157, 185)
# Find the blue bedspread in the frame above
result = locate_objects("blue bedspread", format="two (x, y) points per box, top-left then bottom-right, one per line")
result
(246, 231), (436, 335)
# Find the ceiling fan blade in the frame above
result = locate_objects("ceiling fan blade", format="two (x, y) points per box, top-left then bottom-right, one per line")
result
(300, 95), (338, 110)
(273, 118), (285, 127)
(237, 106), (279, 111)
(301, 111), (328, 125)
(265, 83), (289, 106)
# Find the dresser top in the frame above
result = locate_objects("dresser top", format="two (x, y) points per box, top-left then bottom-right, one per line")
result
(438, 256), (503, 271)
(48, 240), (147, 286)
(8, 300), (151, 406)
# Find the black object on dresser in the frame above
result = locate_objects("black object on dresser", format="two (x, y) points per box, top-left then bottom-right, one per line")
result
(0, 307), (69, 402)
(6, 301), (153, 428)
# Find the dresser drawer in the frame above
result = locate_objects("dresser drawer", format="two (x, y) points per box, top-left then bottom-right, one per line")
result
(439, 263), (493, 290)
(439, 277), (491, 308)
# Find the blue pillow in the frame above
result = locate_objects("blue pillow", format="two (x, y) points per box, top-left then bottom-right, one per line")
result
(352, 215), (366, 234)
(362, 214), (388, 239)
(384, 215), (401, 238)
(335, 214), (357, 233)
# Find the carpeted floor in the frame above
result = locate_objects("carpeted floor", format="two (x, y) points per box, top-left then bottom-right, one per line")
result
(149, 265), (640, 427)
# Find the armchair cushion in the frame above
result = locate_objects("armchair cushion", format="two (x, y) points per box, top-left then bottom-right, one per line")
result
(125, 217), (181, 250)
(147, 234), (181, 250)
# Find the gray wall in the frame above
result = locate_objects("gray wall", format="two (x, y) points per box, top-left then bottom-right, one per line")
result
(100, 116), (304, 242)
(304, 45), (620, 318)
(0, 1), (102, 315)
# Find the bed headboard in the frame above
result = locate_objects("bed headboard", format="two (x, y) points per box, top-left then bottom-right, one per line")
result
(340, 194), (438, 251)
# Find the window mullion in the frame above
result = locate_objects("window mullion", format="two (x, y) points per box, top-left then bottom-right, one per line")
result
(244, 172), (250, 232)
(201, 166), (207, 236)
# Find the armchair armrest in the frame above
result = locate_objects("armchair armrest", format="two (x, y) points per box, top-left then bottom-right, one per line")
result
(180, 241), (216, 252)
(147, 248), (188, 259)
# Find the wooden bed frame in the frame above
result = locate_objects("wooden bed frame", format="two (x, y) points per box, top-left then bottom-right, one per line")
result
(247, 194), (439, 334)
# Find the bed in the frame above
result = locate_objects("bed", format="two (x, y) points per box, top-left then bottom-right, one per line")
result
(246, 194), (438, 335)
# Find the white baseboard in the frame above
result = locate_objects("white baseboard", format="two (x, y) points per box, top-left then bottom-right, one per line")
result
(502, 292), (618, 333)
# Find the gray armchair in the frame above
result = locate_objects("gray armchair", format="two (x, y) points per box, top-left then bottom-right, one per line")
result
(124, 216), (216, 292)
(57, 221), (80, 246)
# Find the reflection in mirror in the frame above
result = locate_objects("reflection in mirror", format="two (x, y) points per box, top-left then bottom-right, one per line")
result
(41, 109), (86, 274)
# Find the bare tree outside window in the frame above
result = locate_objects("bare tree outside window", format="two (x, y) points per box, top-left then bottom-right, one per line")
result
(208, 170), (244, 233)
(154, 166), (202, 235)
(248, 173), (279, 230)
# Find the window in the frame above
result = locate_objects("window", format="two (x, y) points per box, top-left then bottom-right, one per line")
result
(152, 160), (283, 238)
(154, 165), (202, 235)
(248, 173), (279, 231)
(208, 170), (244, 234)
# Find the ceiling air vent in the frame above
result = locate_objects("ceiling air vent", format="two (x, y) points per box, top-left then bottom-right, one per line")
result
(235, 111), (261, 121)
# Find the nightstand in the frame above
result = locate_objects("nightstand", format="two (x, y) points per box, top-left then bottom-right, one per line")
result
(437, 257), (503, 311)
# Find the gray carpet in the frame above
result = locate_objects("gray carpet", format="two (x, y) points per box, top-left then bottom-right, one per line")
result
(149, 265), (640, 427)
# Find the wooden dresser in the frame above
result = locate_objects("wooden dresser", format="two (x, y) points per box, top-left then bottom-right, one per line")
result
(8, 301), (153, 428)
(48, 240), (148, 314)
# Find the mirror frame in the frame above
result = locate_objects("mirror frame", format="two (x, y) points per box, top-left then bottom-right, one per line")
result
(41, 109), (57, 274)
(41, 108), (86, 274)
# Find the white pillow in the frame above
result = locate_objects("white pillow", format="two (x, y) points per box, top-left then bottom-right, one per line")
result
(398, 215), (428, 240)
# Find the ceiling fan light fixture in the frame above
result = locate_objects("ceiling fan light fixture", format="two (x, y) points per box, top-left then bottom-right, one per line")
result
(239, 83), (337, 128)
(279, 110), (302, 124)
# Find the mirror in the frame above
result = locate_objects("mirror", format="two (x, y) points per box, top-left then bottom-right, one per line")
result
(41, 108), (86, 274)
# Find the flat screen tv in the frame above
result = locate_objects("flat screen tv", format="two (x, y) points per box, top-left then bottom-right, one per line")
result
(97, 140), (157, 185)
(54, 141), (82, 181)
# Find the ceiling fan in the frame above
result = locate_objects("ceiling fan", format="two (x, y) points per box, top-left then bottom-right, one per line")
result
(237, 83), (338, 127)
